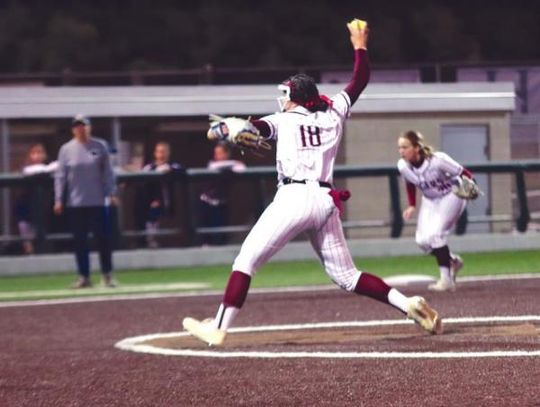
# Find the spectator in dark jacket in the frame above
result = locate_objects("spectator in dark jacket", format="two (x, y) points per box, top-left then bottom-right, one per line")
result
(15, 143), (58, 254)
(199, 142), (246, 246)
(142, 141), (182, 248)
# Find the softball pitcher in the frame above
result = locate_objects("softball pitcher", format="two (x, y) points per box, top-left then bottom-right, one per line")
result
(183, 21), (442, 346)
(397, 130), (480, 292)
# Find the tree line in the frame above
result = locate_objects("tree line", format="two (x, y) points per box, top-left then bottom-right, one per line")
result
(1, 0), (538, 73)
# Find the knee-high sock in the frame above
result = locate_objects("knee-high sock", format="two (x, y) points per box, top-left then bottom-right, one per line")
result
(354, 272), (390, 303)
(431, 246), (452, 282)
(214, 270), (251, 330)
(354, 272), (408, 313)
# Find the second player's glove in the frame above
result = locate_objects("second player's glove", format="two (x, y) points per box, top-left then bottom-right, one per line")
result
(207, 115), (271, 153)
(452, 175), (482, 200)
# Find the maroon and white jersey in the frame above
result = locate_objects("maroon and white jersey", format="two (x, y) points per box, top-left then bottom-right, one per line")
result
(259, 91), (352, 185)
(398, 152), (463, 199)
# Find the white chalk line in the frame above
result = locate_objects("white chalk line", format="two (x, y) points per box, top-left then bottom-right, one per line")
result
(115, 315), (540, 360)
(459, 273), (540, 283)
(1, 272), (540, 308)
(0, 284), (338, 308)
(0, 282), (210, 299)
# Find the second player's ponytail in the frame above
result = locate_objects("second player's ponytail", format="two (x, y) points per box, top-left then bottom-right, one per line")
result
(401, 130), (434, 158)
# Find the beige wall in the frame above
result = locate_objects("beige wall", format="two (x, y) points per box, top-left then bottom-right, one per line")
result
(342, 111), (513, 238)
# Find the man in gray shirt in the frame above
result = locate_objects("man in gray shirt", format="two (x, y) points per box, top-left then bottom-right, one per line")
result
(54, 114), (118, 288)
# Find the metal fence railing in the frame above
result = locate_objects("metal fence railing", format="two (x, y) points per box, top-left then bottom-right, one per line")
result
(0, 160), (539, 254)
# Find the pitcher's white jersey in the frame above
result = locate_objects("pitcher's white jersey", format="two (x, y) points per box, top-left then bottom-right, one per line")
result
(260, 91), (351, 184)
(397, 152), (463, 199)
(232, 90), (360, 290)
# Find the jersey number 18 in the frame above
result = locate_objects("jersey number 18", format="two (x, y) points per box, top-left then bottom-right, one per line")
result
(299, 125), (321, 147)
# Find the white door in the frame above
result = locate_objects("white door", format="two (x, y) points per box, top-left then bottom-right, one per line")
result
(441, 125), (490, 233)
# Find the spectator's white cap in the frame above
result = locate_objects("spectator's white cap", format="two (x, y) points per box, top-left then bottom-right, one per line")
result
(71, 114), (91, 127)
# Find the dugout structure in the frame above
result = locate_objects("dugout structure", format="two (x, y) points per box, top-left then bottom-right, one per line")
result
(0, 82), (514, 241)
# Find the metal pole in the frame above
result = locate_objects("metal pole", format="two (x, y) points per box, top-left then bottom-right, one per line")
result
(110, 117), (122, 248)
(515, 169), (530, 232)
(111, 117), (122, 168)
(32, 173), (49, 253)
(388, 174), (403, 238)
(183, 173), (197, 246)
(456, 209), (468, 235)
(1, 119), (10, 238)
(518, 69), (528, 114)
(111, 117), (121, 150)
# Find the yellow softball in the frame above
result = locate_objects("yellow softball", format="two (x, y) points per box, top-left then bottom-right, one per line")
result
(348, 18), (367, 30)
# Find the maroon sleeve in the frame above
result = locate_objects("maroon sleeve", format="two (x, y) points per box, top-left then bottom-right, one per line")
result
(251, 120), (272, 138)
(461, 167), (473, 179)
(344, 49), (370, 106)
(406, 182), (416, 207)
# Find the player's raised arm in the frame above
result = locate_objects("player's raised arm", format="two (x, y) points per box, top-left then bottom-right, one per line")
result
(344, 20), (370, 105)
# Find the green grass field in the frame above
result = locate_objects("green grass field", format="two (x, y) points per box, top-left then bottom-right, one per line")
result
(0, 249), (539, 301)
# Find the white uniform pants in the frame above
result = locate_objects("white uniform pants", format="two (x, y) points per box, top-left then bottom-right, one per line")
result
(416, 192), (466, 252)
(233, 182), (360, 291)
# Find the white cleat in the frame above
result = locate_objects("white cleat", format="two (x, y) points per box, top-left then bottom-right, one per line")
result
(428, 279), (456, 292)
(406, 296), (443, 335)
(450, 254), (464, 283)
(182, 317), (227, 346)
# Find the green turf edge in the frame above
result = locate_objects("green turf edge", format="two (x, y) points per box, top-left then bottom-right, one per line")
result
(0, 249), (538, 301)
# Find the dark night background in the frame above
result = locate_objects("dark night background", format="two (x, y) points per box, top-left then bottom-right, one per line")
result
(0, 0), (539, 74)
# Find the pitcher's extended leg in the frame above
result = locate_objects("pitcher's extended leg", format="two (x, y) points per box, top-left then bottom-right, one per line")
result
(309, 210), (442, 333)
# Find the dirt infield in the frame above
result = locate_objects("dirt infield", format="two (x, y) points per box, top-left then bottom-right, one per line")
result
(1, 277), (540, 406)
(137, 319), (539, 353)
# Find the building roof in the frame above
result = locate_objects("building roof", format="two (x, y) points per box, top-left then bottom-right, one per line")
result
(0, 82), (514, 119)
